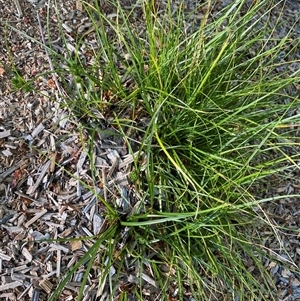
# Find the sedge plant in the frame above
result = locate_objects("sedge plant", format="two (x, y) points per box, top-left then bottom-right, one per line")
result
(52, 0), (300, 299)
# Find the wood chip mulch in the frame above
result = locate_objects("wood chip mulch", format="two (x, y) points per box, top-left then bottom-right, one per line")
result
(0, 0), (300, 300)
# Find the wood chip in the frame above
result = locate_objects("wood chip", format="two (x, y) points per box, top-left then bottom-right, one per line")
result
(77, 149), (87, 173)
(27, 160), (51, 194)
(39, 279), (53, 294)
(13, 264), (29, 272)
(140, 273), (158, 288)
(81, 227), (93, 237)
(93, 214), (103, 235)
(95, 157), (109, 168)
(0, 130), (11, 139)
(21, 247), (33, 262)
(0, 293), (16, 299)
(0, 253), (11, 261)
(0, 281), (23, 291)
(56, 249), (61, 278)
(32, 288), (40, 301)
(24, 208), (47, 228)
(49, 244), (70, 253)
(31, 123), (45, 138)
(70, 240), (82, 252)
(1, 225), (24, 233)
(58, 227), (74, 238)
(119, 151), (142, 169)
(107, 149), (120, 164)
(76, 0), (83, 11)
(2, 149), (13, 156)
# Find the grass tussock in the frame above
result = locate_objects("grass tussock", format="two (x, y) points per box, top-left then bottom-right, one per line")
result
(50, 0), (300, 299)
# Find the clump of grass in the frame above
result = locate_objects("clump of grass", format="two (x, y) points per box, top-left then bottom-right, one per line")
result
(8, 0), (300, 300)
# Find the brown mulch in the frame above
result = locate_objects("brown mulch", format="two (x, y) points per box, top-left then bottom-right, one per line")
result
(0, 0), (300, 300)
